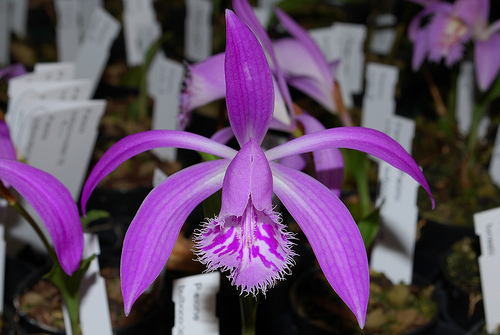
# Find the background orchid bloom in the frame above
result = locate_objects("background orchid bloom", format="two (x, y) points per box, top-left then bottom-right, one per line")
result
(81, 9), (434, 327)
(0, 158), (83, 275)
(408, 0), (500, 90)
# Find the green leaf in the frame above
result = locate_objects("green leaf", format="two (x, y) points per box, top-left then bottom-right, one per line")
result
(80, 210), (110, 230)
(357, 206), (381, 251)
(44, 255), (96, 335)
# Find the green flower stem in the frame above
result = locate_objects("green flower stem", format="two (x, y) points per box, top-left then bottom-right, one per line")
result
(240, 294), (259, 335)
(0, 180), (91, 335)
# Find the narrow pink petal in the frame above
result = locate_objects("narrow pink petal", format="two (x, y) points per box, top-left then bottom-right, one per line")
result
(225, 9), (274, 146)
(121, 159), (229, 314)
(275, 8), (333, 89)
(211, 126), (235, 145)
(287, 75), (336, 113)
(81, 130), (237, 214)
(232, 0), (295, 114)
(271, 162), (368, 328)
(265, 127), (435, 207)
(411, 28), (430, 71)
(0, 120), (17, 161)
(220, 139), (273, 217)
(273, 38), (329, 92)
(0, 159), (83, 275)
(474, 34), (500, 91)
(295, 114), (344, 197)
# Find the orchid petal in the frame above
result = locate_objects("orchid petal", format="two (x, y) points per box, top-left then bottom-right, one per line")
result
(179, 54), (226, 130)
(181, 53), (226, 112)
(0, 120), (17, 161)
(474, 33), (500, 91)
(272, 77), (292, 125)
(273, 38), (329, 92)
(265, 127), (435, 207)
(411, 28), (430, 71)
(121, 159), (229, 314)
(211, 126), (235, 145)
(295, 114), (344, 197)
(232, 0), (295, 115)
(287, 75), (336, 112)
(0, 159), (83, 275)
(278, 153), (307, 171)
(275, 8), (333, 90)
(454, 0), (489, 29)
(220, 139), (273, 217)
(0, 63), (27, 81)
(81, 130), (237, 213)
(225, 10), (274, 146)
(271, 162), (368, 328)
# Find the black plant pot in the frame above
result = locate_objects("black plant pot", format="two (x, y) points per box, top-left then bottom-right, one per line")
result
(13, 262), (173, 335)
(290, 268), (439, 335)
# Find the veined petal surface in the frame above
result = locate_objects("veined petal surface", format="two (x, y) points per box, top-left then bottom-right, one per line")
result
(295, 113), (344, 197)
(265, 127), (434, 207)
(121, 159), (229, 314)
(81, 130), (237, 213)
(225, 10), (274, 146)
(271, 162), (368, 328)
(0, 159), (82, 275)
(220, 139), (273, 217)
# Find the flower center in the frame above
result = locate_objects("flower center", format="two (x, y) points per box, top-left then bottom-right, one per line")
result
(441, 17), (468, 53)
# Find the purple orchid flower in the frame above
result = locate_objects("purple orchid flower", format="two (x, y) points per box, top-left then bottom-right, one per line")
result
(81, 10), (433, 327)
(409, 0), (500, 90)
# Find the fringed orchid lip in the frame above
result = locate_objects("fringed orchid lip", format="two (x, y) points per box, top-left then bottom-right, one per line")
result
(82, 9), (434, 328)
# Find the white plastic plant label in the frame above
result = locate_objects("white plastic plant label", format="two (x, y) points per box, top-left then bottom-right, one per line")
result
(148, 52), (185, 161)
(172, 272), (220, 335)
(371, 163), (420, 285)
(184, 0), (213, 62)
(122, 0), (161, 66)
(14, 99), (106, 199)
(370, 115), (418, 285)
(74, 6), (120, 95)
(63, 233), (113, 335)
(309, 27), (336, 61)
(330, 23), (367, 108)
(474, 207), (500, 333)
(489, 126), (500, 188)
(369, 14), (397, 56)
(55, 0), (80, 62)
(456, 61), (474, 137)
(361, 62), (399, 132)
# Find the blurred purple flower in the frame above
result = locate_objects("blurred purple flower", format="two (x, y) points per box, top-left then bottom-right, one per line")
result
(409, 0), (500, 90)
